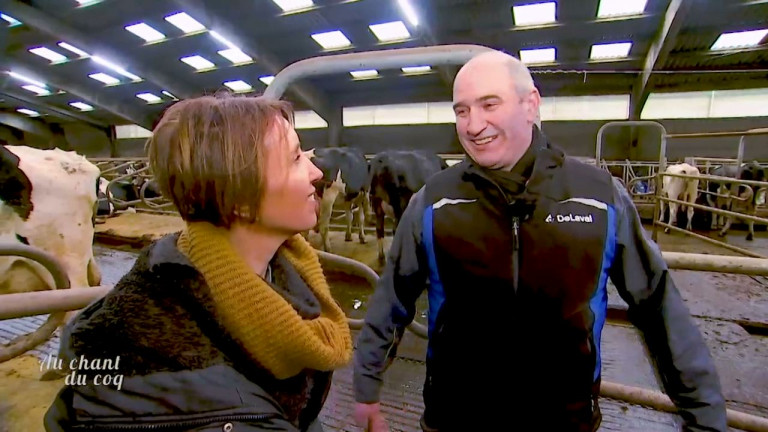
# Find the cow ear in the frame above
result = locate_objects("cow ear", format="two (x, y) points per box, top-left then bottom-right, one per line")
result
(0, 145), (34, 220)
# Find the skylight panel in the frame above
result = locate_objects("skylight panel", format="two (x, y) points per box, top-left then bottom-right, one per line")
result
(711, 29), (768, 50)
(590, 42), (632, 59)
(350, 69), (379, 79)
(273, 0), (314, 12)
(9, 72), (46, 88)
(259, 75), (275, 85)
(218, 49), (252, 64)
(402, 66), (431, 74)
(596, 0), (647, 18)
(29, 47), (68, 63)
(58, 42), (89, 57)
(136, 93), (162, 103)
(397, 0), (419, 26)
(512, 2), (556, 26)
(22, 84), (51, 96)
(1, 13), (21, 26)
(369, 21), (411, 42)
(164, 12), (206, 33)
(311, 30), (352, 49)
(223, 80), (253, 92)
(519, 47), (556, 64)
(17, 108), (40, 117)
(70, 102), (94, 111)
(89, 73), (120, 85)
(180, 55), (215, 70)
(125, 22), (166, 42)
(92, 56), (141, 81)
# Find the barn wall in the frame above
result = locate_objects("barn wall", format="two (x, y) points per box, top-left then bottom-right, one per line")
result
(296, 116), (768, 162)
(89, 116), (768, 161)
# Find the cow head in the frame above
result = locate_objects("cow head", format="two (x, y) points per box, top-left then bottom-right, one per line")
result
(0, 145), (102, 293)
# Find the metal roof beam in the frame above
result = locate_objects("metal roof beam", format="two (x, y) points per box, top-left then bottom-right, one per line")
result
(0, 90), (108, 128)
(1, 57), (155, 129)
(172, 0), (336, 121)
(1, 0), (199, 100)
(0, 112), (52, 139)
(630, 0), (692, 119)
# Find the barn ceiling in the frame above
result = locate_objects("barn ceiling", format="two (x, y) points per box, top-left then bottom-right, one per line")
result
(0, 0), (767, 132)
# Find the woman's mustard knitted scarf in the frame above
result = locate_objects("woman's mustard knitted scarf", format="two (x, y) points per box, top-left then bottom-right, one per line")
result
(176, 221), (352, 379)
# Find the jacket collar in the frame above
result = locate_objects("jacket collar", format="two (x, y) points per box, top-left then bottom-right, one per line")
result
(462, 125), (565, 200)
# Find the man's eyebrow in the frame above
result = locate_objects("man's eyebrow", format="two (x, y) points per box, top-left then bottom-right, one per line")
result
(452, 95), (502, 110)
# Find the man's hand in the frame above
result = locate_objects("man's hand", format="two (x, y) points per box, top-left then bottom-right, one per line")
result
(353, 402), (390, 432)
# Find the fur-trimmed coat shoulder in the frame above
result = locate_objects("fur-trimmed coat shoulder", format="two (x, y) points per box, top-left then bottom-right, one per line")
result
(44, 234), (331, 432)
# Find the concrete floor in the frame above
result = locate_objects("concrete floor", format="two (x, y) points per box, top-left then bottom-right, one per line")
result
(1, 212), (767, 431)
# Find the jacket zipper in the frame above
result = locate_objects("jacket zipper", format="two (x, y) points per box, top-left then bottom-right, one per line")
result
(512, 216), (520, 293)
(74, 413), (276, 430)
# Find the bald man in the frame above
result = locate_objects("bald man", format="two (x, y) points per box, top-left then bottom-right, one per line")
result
(353, 51), (726, 432)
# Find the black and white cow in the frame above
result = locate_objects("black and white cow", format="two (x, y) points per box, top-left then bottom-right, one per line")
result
(368, 149), (448, 262)
(714, 161), (767, 240)
(308, 147), (369, 253)
(0, 145), (103, 360)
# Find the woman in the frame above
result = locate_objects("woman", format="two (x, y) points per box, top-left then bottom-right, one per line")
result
(44, 95), (353, 431)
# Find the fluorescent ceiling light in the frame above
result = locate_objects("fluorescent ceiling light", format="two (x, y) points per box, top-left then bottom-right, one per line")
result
(350, 69), (379, 79)
(223, 80), (252, 92)
(1, 13), (21, 26)
(92, 56), (141, 80)
(590, 42), (632, 59)
(397, 0), (419, 26)
(272, 0), (314, 12)
(180, 55), (215, 70)
(311, 30), (352, 49)
(17, 108), (40, 117)
(165, 12), (206, 33)
(711, 29), (768, 50)
(259, 75), (275, 85)
(29, 47), (68, 63)
(22, 84), (51, 96)
(369, 21), (411, 42)
(8, 72), (46, 88)
(218, 48), (252, 64)
(519, 47), (556, 64)
(512, 2), (556, 26)
(161, 91), (178, 100)
(402, 65), (431, 74)
(597, 0), (647, 18)
(125, 22), (166, 42)
(89, 72), (120, 85)
(76, 0), (101, 5)
(70, 101), (94, 111)
(58, 42), (89, 57)
(136, 92), (162, 103)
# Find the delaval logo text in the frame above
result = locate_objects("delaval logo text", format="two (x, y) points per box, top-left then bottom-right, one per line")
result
(545, 213), (594, 223)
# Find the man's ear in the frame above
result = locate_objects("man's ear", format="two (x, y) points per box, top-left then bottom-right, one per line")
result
(524, 89), (541, 124)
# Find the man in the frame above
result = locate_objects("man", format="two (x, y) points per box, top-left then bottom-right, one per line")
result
(352, 51), (726, 431)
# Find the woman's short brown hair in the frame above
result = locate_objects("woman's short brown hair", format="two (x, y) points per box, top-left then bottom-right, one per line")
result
(146, 93), (294, 228)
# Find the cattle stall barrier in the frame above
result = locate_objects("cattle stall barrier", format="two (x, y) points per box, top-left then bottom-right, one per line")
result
(91, 157), (175, 216)
(649, 171), (768, 256)
(2, 241), (768, 430)
(0, 243), (70, 363)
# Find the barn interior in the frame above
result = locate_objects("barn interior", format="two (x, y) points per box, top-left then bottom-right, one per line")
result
(1, 0), (768, 431)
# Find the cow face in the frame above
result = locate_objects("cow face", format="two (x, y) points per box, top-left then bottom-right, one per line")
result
(0, 145), (102, 291)
(741, 161), (766, 182)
